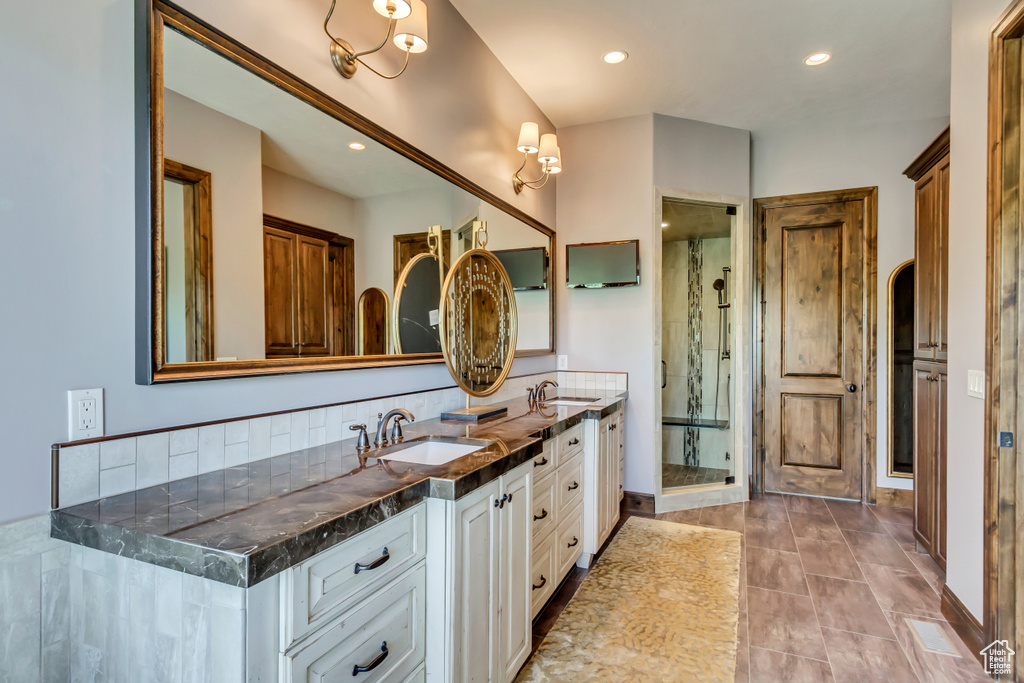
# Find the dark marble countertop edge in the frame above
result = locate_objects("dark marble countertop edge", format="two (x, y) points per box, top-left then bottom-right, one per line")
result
(50, 393), (626, 588)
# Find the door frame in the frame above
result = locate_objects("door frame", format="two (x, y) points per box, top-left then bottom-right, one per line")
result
(752, 187), (879, 503)
(653, 187), (753, 513)
(985, 0), (1024, 668)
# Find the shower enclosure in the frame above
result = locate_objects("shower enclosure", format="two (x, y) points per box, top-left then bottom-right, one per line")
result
(661, 201), (735, 490)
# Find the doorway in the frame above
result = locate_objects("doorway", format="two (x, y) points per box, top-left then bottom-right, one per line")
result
(753, 188), (878, 502)
(888, 260), (915, 479)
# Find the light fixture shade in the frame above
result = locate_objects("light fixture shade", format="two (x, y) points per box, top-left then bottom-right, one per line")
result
(394, 0), (428, 53)
(373, 0), (412, 19)
(546, 147), (562, 173)
(538, 133), (559, 164)
(517, 122), (540, 153)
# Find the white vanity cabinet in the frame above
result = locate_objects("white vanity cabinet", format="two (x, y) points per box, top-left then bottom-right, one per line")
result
(426, 460), (532, 683)
(579, 413), (622, 567)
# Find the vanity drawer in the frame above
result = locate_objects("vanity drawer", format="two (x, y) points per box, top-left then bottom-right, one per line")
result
(401, 663), (426, 683)
(557, 452), (584, 516)
(283, 504), (426, 647)
(531, 532), (556, 619)
(558, 424), (583, 460)
(531, 438), (556, 480)
(283, 565), (425, 683)
(556, 502), (584, 579)
(532, 469), (558, 542)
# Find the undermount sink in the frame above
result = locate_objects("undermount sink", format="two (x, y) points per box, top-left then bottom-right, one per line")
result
(379, 438), (488, 466)
(541, 396), (601, 406)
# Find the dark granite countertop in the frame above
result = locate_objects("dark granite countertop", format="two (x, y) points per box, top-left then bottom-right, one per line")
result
(50, 390), (626, 587)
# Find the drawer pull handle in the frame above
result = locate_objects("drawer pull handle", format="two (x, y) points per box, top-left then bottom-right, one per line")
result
(567, 536), (579, 548)
(567, 481), (579, 492)
(352, 641), (388, 676)
(534, 456), (549, 467)
(568, 438), (580, 446)
(534, 508), (548, 521)
(532, 575), (547, 591)
(353, 548), (390, 575)
(495, 498), (503, 509)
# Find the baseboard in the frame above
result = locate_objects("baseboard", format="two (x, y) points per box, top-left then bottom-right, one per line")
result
(940, 584), (985, 666)
(623, 491), (655, 515)
(875, 486), (913, 509)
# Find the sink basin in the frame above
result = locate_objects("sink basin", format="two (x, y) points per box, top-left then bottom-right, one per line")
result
(379, 439), (486, 466)
(541, 396), (601, 406)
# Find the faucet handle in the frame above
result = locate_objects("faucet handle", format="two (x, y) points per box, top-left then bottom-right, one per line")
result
(349, 423), (370, 452)
(390, 416), (405, 443)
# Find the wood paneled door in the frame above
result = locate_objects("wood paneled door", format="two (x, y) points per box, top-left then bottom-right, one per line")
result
(393, 230), (451, 287)
(757, 189), (877, 500)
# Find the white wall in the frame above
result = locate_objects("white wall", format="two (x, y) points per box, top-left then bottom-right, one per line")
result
(947, 0), (1011, 622)
(752, 116), (950, 494)
(261, 166), (358, 245)
(165, 89), (266, 361)
(0, 0), (555, 526)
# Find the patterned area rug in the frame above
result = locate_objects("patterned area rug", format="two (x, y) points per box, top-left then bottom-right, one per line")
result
(516, 517), (742, 682)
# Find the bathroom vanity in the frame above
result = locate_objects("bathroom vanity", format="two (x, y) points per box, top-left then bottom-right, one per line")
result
(51, 391), (625, 682)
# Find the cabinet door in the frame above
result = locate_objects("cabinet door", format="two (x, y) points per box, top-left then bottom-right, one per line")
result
(498, 465), (532, 683)
(264, 227), (297, 356)
(296, 234), (332, 356)
(912, 362), (936, 556)
(935, 364), (947, 568)
(451, 480), (500, 683)
(596, 417), (612, 545)
(609, 419), (621, 526)
(913, 171), (938, 360)
(934, 155), (950, 362)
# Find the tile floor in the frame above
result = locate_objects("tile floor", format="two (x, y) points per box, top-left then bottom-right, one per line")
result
(531, 494), (992, 682)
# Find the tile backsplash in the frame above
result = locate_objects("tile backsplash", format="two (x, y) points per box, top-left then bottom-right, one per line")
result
(55, 370), (627, 509)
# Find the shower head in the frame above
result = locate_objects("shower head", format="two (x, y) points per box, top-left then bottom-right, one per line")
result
(712, 279), (725, 291)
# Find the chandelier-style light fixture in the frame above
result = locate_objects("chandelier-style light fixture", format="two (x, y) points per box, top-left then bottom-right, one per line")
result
(512, 123), (561, 194)
(324, 0), (428, 80)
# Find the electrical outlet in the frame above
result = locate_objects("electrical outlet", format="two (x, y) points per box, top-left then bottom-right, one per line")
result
(557, 355), (569, 370)
(967, 370), (985, 399)
(68, 388), (104, 441)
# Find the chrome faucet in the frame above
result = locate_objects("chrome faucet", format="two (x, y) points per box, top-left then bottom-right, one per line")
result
(534, 379), (558, 402)
(374, 409), (415, 448)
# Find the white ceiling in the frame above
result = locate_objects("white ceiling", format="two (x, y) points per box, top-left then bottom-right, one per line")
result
(163, 28), (448, 199)
(662, 201), (732, 243)
(449, 0), (952, 132)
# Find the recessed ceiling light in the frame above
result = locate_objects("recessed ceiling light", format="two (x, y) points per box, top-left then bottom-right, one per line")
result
(349, 142), (366, 150)
(661, 222), (669, 228)
(603, 50), (628, 65)
(804, 52), (831, 66)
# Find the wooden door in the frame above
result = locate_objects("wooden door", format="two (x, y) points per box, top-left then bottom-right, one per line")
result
(452, 480), (500, 683)
(912, 361), (936, 556)
(295, 234), (331, 356)
(935, 363), (947, 567)
(264, 227), (298, 357)
(358, 288), (389, 355)
(498, 465), (531, 682)
(914, 170), (939, 359)
(934, 155), (950, 362)
(393, 230), (451, 287)
(763, 197), (867, 499)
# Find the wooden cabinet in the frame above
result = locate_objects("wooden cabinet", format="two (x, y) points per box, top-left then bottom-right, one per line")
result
(904, 128), (949, 571)
(442, 461), (532, 683)
(912, 361), (946, 569)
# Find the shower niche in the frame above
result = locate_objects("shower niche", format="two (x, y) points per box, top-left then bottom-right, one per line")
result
(661, 200), (736, 491)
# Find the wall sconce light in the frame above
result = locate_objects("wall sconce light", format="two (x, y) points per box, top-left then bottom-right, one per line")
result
(324, 0), (428, 80)
(512, 123), (561, 194)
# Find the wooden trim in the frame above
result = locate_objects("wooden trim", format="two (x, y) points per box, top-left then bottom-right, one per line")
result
(752, 187), (879, 504)
(941, 585), (986, 667)
(986, 0), (1024, 670)
(874, 486), (913, 509)
(263, 214), (352, 248)
(140, 1), (557, 384)
(903, 126), (951, 181)
(622, 491), (655, 515)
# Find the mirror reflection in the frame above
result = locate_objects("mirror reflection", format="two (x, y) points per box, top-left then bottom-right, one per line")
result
(159, 24), (551, 365)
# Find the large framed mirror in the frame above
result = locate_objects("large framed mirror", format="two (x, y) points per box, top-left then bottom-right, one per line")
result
(136, 1), (554, 383)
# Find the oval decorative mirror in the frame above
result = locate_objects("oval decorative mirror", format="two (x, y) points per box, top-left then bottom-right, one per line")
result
(357, 288), (390, 356)
(394, 251), (444, 355)
(439, 224), (518, 399)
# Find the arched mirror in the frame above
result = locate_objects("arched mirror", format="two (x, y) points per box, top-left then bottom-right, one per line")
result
(394, 252), (445, 355)
(888, 260), (915, 478)
(357, 288), (390, 356)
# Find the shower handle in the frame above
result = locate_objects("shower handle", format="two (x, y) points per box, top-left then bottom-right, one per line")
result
(661, 360), (667, 389)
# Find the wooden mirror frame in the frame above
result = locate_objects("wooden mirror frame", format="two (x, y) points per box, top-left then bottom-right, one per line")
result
(135, 0), (555, 384)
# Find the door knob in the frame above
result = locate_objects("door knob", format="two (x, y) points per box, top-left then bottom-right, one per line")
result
(846, 383), (857, 393)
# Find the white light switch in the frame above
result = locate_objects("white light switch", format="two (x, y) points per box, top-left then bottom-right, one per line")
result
(967, 370), (985, 399)
(68, 388), (104, 440)
(557, 355), (569, 370)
